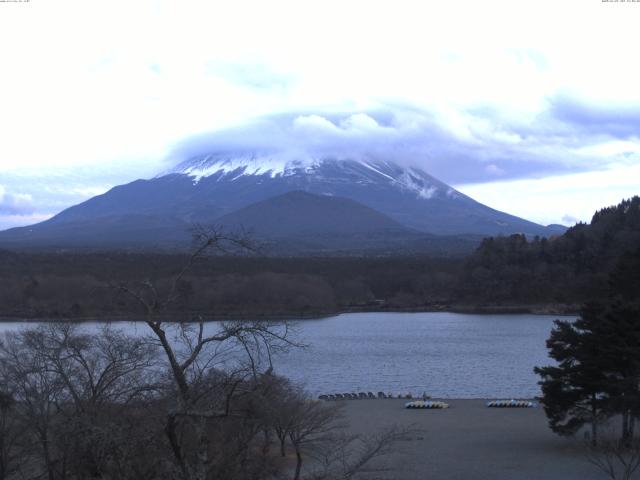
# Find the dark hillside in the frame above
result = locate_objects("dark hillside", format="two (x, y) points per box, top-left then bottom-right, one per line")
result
(458, 196), (640, 306)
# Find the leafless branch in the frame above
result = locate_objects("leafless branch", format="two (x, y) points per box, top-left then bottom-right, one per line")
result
(585, 433), (640, 480)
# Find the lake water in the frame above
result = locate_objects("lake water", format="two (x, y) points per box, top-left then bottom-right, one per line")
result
(0, 312), (567, 398)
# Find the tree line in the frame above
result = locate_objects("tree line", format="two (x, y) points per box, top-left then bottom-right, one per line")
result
(0, 253), (460, 319)
(458, 196), (640, 306)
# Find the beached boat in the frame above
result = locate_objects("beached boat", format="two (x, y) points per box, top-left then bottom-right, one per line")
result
(405, 400), (449, 409)
(486, 399), (536, 408)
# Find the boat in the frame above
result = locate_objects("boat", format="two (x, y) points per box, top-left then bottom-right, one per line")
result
(405, 400), (449, 409)
(486, 399), (536, 408)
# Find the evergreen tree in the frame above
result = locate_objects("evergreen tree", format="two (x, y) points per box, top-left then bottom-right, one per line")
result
(609, 248), (640, 306)
(536, 298), (640, 445)
(592, 301), (640, 443)
(534, 305), (609, 445)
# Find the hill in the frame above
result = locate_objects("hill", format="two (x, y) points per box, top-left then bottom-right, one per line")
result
(458, 196), (640, 305)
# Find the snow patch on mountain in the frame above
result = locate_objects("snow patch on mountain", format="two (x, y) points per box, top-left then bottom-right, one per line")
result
(181, 153), (288, 182)
(167, 152), (314, 183)
(166, 153), (456, 201)
(359, 161), (396, 182)
(396, 169), (440, 199)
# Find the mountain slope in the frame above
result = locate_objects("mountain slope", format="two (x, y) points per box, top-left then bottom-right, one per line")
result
(0, 213), (191, 249)
(216, 190), (411, 237)
(156, 154), (562, 236)
(0, 154), (565, 252)
(213, 190), (448, 255)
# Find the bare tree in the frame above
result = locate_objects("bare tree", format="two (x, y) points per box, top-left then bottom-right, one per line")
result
(306, 426), (414, 480)
(0, 323), (162, 480)
(29, 323), (160, 478)
(0, 390), (24, 480)
(257, 375), (301, 458)
(113, 226), (299, 480)
(271, 386), (410, 480)
(586, 434), (640, 480)
(287, 400), (345, 480)
(21, 323), (159, 410)
(0, 330), (67, 480)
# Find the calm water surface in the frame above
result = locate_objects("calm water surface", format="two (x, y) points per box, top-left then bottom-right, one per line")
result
(0, 312), (567, 398)
(273, 312), (564, 398)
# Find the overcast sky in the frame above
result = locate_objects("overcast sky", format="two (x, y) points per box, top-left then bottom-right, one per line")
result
(1, 0), (639, 229)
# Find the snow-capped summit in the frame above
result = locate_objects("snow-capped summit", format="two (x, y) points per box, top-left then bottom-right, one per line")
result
(167, 151), (301, 181)
(168, 153), (461, 203)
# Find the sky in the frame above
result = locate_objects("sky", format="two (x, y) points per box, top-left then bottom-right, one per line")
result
(0, 0), (639, 229)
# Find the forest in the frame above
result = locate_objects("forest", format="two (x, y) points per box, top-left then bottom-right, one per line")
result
(0, 197), (638, 320)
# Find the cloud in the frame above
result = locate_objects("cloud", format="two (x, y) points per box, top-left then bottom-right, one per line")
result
(0, 187), (35, 216)
(1, 0), (639, 232)
(0, 174), (115, 231)
(0, 186), (47, 230)
(457, 163), (640, 226)
(0, 213), (53, 231)
(168, 105), (639, 184)
(549, 94), (640, 139)
(485, 164), (505, 176)
(205, 61), (295, 92)
(561, 214), (579, 225)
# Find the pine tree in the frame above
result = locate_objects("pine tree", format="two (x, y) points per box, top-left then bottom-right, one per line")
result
(536, 297), (640, 445)
(591, 301), (640, 444)
(534, 305), (609, 445)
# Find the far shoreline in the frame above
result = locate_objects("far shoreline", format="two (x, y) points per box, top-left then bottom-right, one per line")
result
(0, 304), (579, 323)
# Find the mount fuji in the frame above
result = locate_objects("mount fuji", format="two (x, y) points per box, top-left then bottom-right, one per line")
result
(0, 153), (565, 254)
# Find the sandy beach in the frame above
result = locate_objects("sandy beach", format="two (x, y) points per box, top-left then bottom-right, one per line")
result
(340, 399), (605, 480)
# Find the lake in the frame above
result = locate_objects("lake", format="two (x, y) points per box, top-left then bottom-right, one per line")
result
(0, 312), (567, 398)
